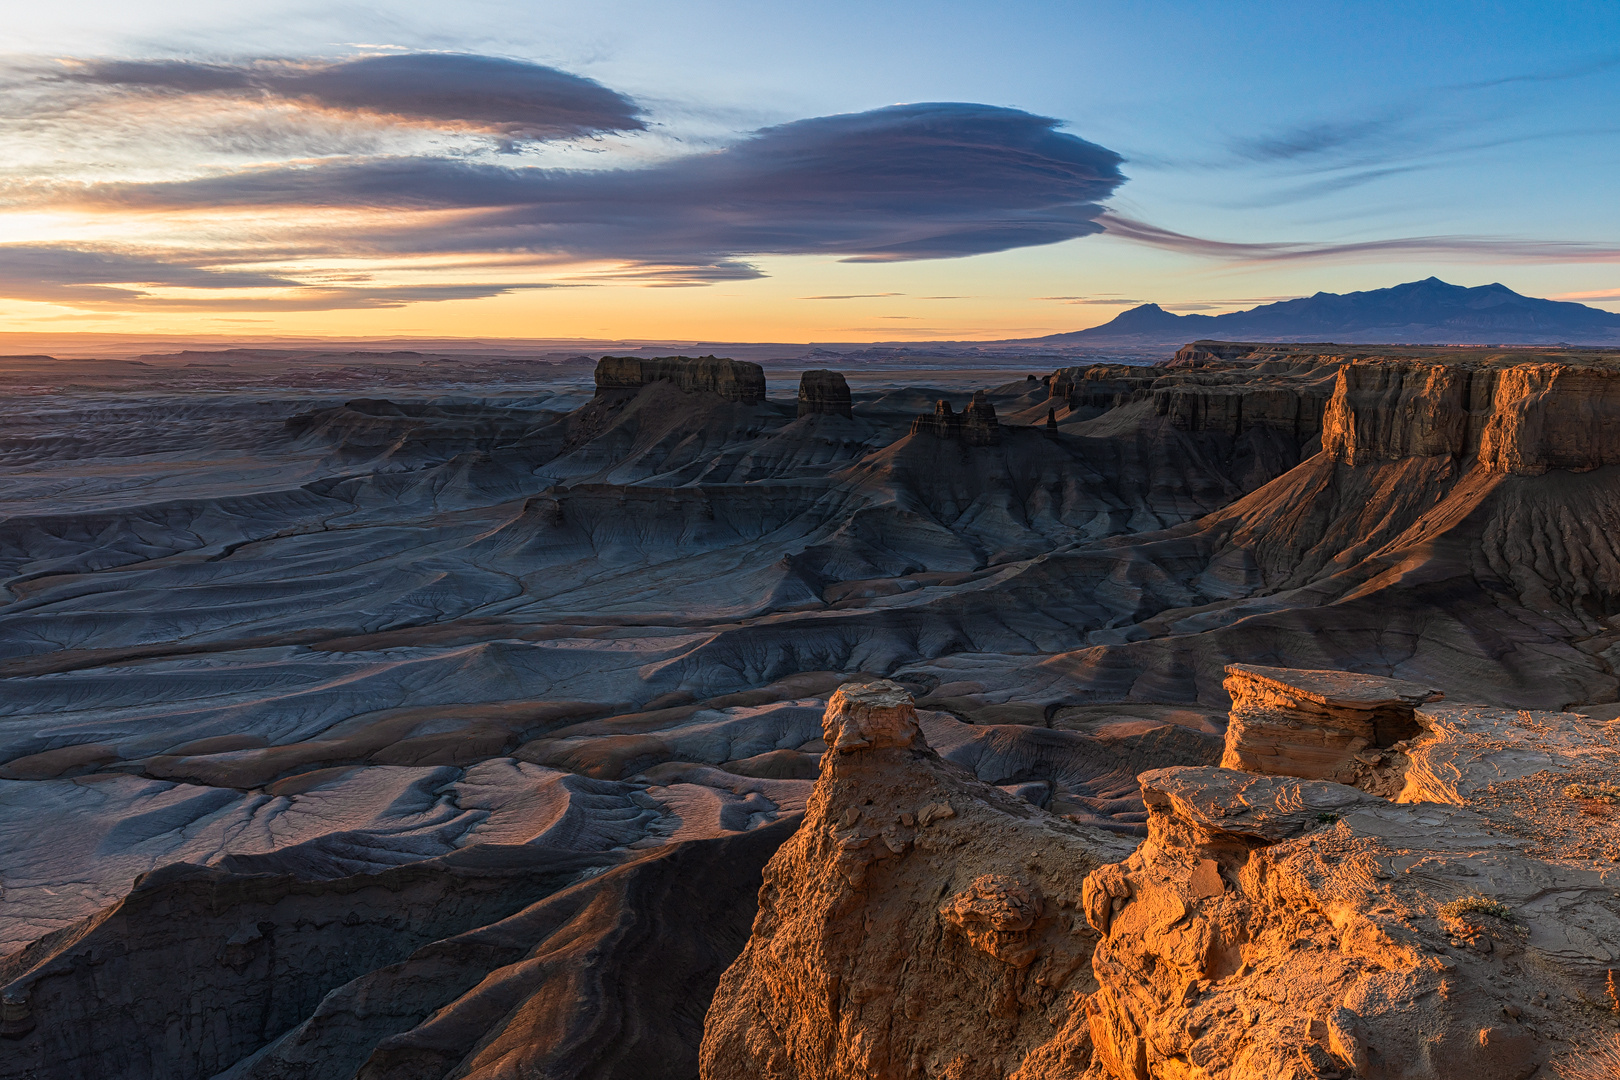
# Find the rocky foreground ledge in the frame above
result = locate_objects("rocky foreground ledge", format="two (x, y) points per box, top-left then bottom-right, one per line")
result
(703, 673), (1620, 1079)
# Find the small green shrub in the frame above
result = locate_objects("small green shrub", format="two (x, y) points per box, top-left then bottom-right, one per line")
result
(1315, 812), (1339, 826)
(1439, 895), (1516, 923)
(1564, 782), (1620, 802)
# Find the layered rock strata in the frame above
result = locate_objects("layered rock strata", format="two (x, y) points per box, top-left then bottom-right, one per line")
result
(1047, 360), (1333, 440)
(797, 369), (854, 418)
(699, 681), (1135, 1080)
(1322, 359), (1620, 473)
(593, 355), (767, 403)
(910, 390), (1001, 445)
(1220, 664), (1441, 794)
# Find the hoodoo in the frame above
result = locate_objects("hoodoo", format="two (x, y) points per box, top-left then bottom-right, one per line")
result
(909, 390), (1002, 444)
(699, 682), (1132, 1080)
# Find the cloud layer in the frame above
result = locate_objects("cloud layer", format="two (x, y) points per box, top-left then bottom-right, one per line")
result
(2, 77), (1129, 306)
(58, 54), (646, 140)
(83, 102), (1128, 268)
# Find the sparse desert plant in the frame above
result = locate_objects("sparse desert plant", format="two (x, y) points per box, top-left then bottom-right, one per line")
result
(1315, 812), (1339, 826)
(1554, 1031), (1620, 1080)
(1565, 782), (1620, 802)
(1438, 894), (1516, 923)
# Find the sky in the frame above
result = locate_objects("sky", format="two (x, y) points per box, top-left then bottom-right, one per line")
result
(2, 0), (1619, 342)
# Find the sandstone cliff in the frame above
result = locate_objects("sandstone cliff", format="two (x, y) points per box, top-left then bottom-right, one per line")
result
(593, 355), (767, 403)
(1322, 358), (1620, 474)
(699, 681), (1135, 1080)
(1080, 667), (1620, 1080)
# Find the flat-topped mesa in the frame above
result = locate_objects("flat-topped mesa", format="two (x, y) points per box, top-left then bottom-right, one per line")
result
(795, 368), (852, 418)
(1322, 358), (1620, 473)
(593, 355), (766, 403)
(909, 390), (1001, 445)
(1221, 664), (1442, 794)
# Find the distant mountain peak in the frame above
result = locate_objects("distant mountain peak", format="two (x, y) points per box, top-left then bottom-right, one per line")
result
(1032, 277), (1620, 346)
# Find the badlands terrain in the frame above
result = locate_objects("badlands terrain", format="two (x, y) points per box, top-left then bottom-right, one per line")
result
(0, 340), (1618, 1078)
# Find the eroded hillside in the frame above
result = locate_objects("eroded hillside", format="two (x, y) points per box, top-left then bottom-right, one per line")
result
(3, 342), (1620, 1077)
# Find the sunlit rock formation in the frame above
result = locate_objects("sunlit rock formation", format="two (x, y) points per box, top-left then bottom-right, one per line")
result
(797, 369), (853, 418)
(699, 681), (1134, 1080)
(1220, 664), (1440, 794)
(1322, 359), (1620, 473)
(1079, 667), (1620, 1080)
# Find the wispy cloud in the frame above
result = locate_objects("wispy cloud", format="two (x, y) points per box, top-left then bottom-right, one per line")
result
(1229, 117), (1406, 165)
(0, 244), (575, 308)
(799, 292), (904, 300)
(1099, 213), (1620, 265)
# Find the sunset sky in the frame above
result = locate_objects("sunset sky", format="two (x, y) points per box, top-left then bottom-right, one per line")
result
(4, 0), (1619, 342)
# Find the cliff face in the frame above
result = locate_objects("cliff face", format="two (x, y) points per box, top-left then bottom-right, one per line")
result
(1047, 361), (1335, 441)
(699, 682), (1134, 1080)
(798, 370), (854, 418)
(1321, 360), (1620, 474)
(593, 355), (767, 403)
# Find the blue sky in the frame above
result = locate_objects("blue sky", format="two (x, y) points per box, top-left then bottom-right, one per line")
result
(2, 0), (1618, 339)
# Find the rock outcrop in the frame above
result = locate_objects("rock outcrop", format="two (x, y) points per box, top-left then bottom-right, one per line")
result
(1081, 670), (1620, 1080)
(699, 681), (1135, 1080)
(594, 355), (767, 403)
(910, 390), (1001, 445)
(1220, 665), (1441, 794)
(1322, 358), (1620, 474)
(1047, 359), (1334, 440)
(798, 370), (853, 418)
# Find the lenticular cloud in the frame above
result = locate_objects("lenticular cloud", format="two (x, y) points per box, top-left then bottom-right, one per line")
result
(83, 102), (1128, 278)
(61, 53), (647, 140)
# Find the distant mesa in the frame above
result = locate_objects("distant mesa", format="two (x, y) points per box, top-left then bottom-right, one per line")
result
(796, 369), (853, 418)
(1033, 277), (1620, 346)
(909, 390), (1001, 445)
(594, 354), (766, 403)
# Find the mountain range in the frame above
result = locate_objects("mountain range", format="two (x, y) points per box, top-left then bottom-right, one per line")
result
(1037, 277), (1620, 346)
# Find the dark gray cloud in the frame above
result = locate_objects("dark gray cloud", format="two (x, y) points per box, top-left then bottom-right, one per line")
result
(0, 244), (567, 309)
(60, 53), (645, 140)
(76, 103), (1126, 278)
(0, 246), (298, 304)
(1230, 117), (1404, 164)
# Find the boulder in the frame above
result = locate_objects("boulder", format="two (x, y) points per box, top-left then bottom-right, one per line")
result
(1220, 664), (1442, 792)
